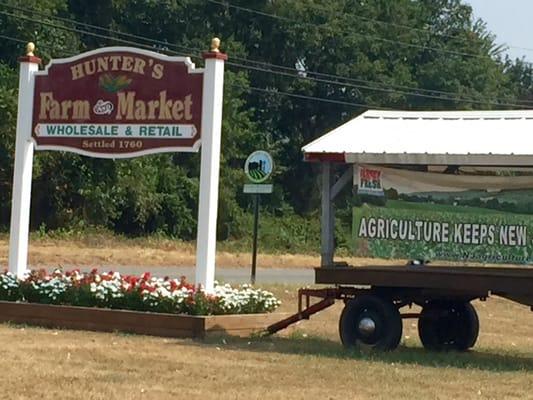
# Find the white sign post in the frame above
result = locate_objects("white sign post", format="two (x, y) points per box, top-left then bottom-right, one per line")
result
(8, 44), (40, 278)
(195, 40), (227, 292)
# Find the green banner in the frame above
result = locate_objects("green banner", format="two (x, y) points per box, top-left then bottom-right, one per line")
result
(353, 166), (533, 264)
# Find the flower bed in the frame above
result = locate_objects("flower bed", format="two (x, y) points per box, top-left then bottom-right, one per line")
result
(0, 269), (281, 316)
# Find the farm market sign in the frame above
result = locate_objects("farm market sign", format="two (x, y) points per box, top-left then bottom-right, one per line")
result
(32, 47), (203, 157)
(9, 42), (227, 293)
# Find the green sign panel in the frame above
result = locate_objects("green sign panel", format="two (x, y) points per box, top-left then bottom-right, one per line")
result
(353, 166), (533, 265)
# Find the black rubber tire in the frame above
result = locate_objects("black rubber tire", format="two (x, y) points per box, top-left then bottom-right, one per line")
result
(418, 301), (479, 352)
(339, 294), (403, 351)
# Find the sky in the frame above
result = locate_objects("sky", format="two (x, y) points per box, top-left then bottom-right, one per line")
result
(466, 0), (533, 62)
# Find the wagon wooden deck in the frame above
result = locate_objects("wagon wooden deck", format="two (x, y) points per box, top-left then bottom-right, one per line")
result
(315, 265), (533, 307)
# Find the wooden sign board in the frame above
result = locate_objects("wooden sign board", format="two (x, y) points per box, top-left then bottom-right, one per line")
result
(31, 47), (203, 158)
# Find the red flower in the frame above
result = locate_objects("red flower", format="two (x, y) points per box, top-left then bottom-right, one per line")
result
(141, 272), (151, 281)
(140, 282), (155, 293)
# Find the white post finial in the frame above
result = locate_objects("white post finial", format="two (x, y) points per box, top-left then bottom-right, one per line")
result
(210, 37), (221, 52)
(26, 42), (36, 57)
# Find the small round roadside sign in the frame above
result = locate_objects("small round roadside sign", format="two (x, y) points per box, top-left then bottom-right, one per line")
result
(244, 151), (273, 183)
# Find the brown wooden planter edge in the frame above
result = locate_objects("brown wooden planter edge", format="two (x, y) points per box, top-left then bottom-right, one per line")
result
(0, 301), (288, 339)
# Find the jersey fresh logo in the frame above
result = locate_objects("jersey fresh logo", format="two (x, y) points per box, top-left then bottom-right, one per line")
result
(358, 167), (384, 196)
(244, 151), (273, 183)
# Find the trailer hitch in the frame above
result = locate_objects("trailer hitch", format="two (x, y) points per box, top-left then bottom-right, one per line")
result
(265, 288), (338, 335)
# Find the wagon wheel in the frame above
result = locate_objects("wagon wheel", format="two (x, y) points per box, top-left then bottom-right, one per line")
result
(339, 294), (403, 351)
(418, 301), (479, 351)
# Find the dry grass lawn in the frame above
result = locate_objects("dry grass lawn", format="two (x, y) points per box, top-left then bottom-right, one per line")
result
(0, 236), (509, 270)
(1, 285), (532, 399)
(0, 236), (405, 269)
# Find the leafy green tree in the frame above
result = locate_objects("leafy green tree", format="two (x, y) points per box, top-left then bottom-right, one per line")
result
(0, 0), (532, 248)
(0, 63), (17, 226)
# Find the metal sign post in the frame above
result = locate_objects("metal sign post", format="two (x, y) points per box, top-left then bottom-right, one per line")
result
(243, 151), (273, 284)
(251, 194), (260, 284)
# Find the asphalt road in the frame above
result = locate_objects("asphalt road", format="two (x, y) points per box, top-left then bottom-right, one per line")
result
(73, 265), (315, 285)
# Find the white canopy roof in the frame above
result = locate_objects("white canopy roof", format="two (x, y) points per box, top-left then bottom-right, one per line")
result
(302, 110), (533, 165)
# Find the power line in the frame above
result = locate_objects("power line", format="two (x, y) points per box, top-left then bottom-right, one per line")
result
(244, 85), (391, 110)
(1, 28), (521, 110)
(3, 1), (533, 106)
(0, 34), (26, 44)
(205, 1), (533, 106)
(222, 0), (533, 56)
(0, 32), (384, 110)
(227, 61), (533, 109)
(0, 1), (200, 56)
(206, 0), (533, 64)
(1, 5), (531, 109)
(10, 0), (530, 65)
(0, 2), (436, 97)
(204, 0), (447, 49)
(505, 45), (533, 54)
(0, 9), (194, 57)
(229, 51), (533, 106)
(205, 0), (494, 60)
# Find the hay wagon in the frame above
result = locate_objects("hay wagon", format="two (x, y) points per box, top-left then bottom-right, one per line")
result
(268, 110), (533, 351)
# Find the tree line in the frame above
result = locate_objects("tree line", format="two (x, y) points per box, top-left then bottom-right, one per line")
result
(0, 0), (532, 243)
